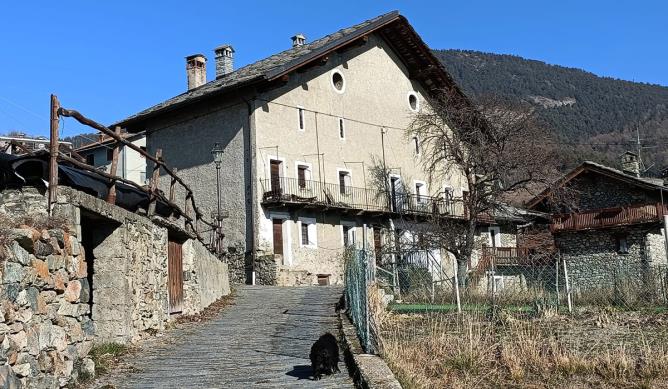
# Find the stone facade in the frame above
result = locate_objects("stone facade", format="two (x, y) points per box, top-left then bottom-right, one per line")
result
(568, 173), (660, 211)
(556, 225), (666, 293)
(0, 185), (231, 385)
(0, 226), (93, 388)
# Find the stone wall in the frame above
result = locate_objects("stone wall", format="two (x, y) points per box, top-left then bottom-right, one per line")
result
(182, 239), (231, 315)
(0, 227), (93, 388)
(254, 255), (278, 286)
(0, 185), (231, 385)
(556, 225), (661, 293)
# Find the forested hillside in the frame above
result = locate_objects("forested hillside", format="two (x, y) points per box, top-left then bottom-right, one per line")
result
(434, 49), (668, 173)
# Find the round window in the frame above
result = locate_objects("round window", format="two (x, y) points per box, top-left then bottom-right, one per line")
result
(408, 92), (419, 112)
(331, 70), (345, 93)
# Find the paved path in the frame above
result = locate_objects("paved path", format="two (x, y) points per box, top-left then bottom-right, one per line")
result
(95, 286), (354, 389)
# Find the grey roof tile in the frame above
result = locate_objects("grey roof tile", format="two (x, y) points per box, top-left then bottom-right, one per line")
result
(116, 11), (400, 127)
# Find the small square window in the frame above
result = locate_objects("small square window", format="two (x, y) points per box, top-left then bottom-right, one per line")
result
(616, 235), (629, 254)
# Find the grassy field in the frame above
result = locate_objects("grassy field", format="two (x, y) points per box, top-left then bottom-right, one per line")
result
(378, 309), (668, 388)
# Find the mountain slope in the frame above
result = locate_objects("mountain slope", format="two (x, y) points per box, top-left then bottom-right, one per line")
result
(434, 49), (668, 172)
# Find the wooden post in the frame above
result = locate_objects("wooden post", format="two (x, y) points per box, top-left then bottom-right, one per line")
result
(169, 168), (178, 203)
(48, 94), (60, 214)
(147, 148), (163, 215)
(106, 126), (122, 204)
(563, 259), (573, 314)
(185, 192), (193, 232)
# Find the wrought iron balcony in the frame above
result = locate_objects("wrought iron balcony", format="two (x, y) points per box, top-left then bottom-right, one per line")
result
(550, 203), (668, 233)
(260, 177), (465, 218)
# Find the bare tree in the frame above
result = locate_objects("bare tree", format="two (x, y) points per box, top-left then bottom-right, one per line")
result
(408, 89), (557, 285)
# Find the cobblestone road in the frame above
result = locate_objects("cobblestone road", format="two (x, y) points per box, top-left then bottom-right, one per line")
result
(95, 286), (354, 389)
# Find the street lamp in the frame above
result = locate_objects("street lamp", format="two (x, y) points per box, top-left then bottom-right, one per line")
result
(211, 143), (224, 218)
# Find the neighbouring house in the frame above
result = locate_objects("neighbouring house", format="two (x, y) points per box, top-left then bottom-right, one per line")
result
(113, 11), (479, 286)
(75, 132), (147, 186)
(1, 134), (73, 155)
(527, 152), (668, 299)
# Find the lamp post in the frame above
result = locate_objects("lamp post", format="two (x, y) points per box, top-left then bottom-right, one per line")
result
(211, 143), (224, 254)
(211, 143), (224, 220)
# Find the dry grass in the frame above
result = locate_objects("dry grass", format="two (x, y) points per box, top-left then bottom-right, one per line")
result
(379, 310), (668, 388)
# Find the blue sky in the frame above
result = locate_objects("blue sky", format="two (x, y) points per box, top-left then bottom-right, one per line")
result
(1, 1), (666, 137)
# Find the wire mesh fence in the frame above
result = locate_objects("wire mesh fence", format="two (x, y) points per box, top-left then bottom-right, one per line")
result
(343, 248), (375, 353)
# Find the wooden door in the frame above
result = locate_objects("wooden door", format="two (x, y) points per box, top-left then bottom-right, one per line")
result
(270, 160), (281, 193)
(168, 240), (184, 314)
(272, 218), (283, 256)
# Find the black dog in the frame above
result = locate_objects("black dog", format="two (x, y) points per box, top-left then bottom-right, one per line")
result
(310, 332), (340, 380)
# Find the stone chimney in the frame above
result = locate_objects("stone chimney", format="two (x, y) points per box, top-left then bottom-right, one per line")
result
(621, 151), (640, 177)
(185, 54), (207, 91)
(291, 34), (306, 47)
(214, 45), (234, 79)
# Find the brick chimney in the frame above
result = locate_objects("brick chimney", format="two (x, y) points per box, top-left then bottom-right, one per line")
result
(186, 54), (207, 91)
(621, 151), (640, 177)
(214, 45), (234, 78)
(291, 34), (306, 47)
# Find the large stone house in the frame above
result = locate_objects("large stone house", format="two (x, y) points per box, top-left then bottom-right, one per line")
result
(113, 11), (496, 285)
(528, 153), (668, 297)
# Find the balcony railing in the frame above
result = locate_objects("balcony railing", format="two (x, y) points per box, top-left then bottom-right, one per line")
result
(473, 246), (555, 277)
(260, 177), (466, 217)
(550, 203), (668, 233)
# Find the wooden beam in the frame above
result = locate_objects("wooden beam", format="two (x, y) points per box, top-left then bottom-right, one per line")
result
(58, 107), (215, 230)
(106, 126), (122, 204)
(169, 167), (178, 204)
(48, 94), (60, 214)
(147, 148), (162, 216)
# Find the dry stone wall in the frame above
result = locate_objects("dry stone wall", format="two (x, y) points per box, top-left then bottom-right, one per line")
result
(0, 226), (93, 388)
(0, 185), (231, 386)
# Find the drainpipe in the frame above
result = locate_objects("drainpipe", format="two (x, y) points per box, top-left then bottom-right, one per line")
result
(243, 95), (258, 285)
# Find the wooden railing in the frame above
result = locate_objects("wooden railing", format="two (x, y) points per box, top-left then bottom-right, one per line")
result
(550, 203), (668, 233)
(47, 95), (223, 254)
(473, 246), (555, 278)
(260, 177), (466, 218)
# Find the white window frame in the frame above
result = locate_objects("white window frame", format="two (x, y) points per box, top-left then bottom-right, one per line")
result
(298, 217), (317, 248)
(338, 117), (346, 140)
(492, 275), (504, 292)
(414, 180), (427, 204)
(266, 155), (287, 181)
(331, 69), (346, 94)
(294, 161), (313, 188)
(341, 220), (357, 247)
(407, 91), (420, 112)
(336, 168), (353, 195)
(269, 212), (292, 266)
(488, 226), (501, 247)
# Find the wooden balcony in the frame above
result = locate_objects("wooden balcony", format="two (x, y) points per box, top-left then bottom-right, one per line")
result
(260, 177), (466, 218)
(550, 203), (668, 233)
(473, 246), (555, 277)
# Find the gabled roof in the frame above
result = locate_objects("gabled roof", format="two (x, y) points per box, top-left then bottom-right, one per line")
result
(115, 11), (467, 130)
(526, 160), (667, 209)
(76, 132), (145, 153)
